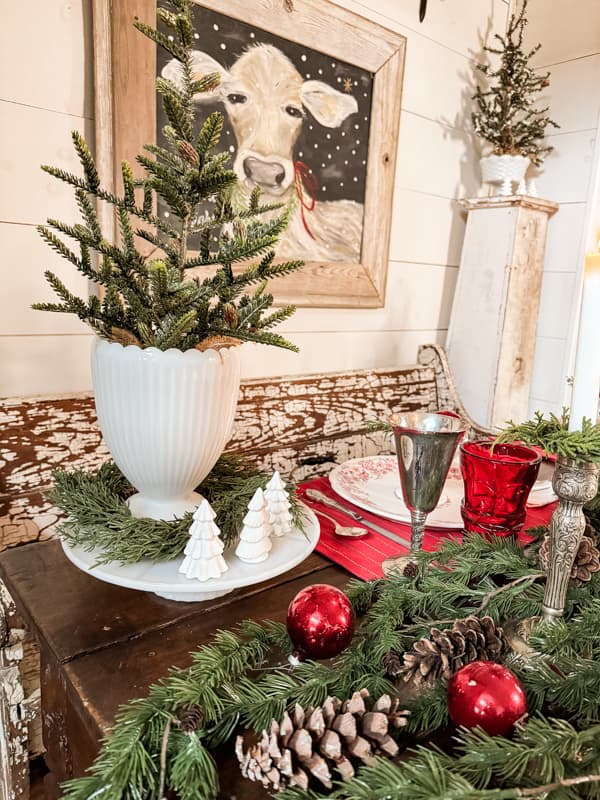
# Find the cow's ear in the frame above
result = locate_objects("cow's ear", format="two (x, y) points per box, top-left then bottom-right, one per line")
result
(161, 51), (228, 102)
(300, 80), (358, 127)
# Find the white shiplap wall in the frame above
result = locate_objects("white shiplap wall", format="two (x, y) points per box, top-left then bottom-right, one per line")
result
(0, 0), (508, 397)
(524, 0), (600, 416)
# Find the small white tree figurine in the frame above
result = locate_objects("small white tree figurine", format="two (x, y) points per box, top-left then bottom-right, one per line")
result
(179, 499), (228, 581)
(235, 487), (272, 564)
(264, 470), (293, 537)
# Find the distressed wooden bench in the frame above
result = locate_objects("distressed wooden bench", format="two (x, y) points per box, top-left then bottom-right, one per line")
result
(0, 343), (480, 798)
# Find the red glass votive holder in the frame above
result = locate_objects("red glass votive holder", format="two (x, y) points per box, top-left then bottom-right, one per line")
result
(460, 441), (541, 536)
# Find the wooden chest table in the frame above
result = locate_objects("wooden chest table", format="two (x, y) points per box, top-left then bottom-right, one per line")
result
(0, 539), (350, 798)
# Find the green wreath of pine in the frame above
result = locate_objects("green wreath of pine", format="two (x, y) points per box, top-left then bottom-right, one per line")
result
(58, 527), (600, 800)
(51, 454), (306, 565)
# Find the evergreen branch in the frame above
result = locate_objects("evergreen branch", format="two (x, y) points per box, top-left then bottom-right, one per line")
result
(51, 456), (306, 563)
(497, 411), (600, 461)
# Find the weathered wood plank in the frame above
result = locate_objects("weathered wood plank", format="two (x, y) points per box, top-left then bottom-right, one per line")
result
(0, 364), (438, 496)
(0, 581), (30, 799)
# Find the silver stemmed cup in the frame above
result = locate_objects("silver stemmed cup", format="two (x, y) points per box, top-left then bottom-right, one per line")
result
(382, 412), (465, 573)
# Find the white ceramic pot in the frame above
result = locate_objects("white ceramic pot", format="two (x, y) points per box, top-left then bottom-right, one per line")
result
(91, 338), (241, 521)
(480, 154), (530, 196)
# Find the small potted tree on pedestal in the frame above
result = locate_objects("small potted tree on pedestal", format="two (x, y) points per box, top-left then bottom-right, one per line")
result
(32, 0), (303, 521)
(472, 0), (559, 197)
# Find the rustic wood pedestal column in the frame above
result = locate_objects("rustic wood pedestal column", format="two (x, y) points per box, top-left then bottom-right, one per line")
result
(446, 196), (558, 429)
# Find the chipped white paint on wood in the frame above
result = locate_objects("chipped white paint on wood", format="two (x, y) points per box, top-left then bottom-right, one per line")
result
(446, 197), (558, 428)
(0, 580), (31, 799)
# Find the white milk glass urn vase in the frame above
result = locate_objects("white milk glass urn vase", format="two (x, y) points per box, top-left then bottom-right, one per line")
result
(91, 338), (241, 521)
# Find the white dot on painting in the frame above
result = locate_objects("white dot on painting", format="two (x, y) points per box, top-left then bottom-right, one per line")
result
(363, 92), (368, 97)
(194, 33), (199, 39)
(250, 32), (255, 38)
(354, 80), (358, 86)
(314, 143), (318, 148)
(322, 186), (327, 192)
(341, 131), (346, 137)
(344, 159), (348, 165)
(327, 153), (332, 159)
(308, 168), (313, 173)
(337, 77), (342, 83)
(301, 54), (307, 62)
(321, 163), (326, 168)
(164, 212), (170, 218)
(298, 151), (303, 157)
(340, 182), (344, 187)
(318, 68), (323, 75)
(331, 62), (336, 68)
(356, 139), (360, 145)
(213, 23), (219, 30)
(351, 150), (356, 155)
(362, 160), (366, 165)
(220, 43), (226, 50)
(306, 73), (311, 79)
(353, 176), (358, 182)
(309, 125), (313, 130)
(229, 145), (235, 152)
(167, 35), (174, 41)
(364, 116), (368, 121)
(326, 133), (331, 139)
(336, 145), (340, 150)
(354, 124), (359, 129)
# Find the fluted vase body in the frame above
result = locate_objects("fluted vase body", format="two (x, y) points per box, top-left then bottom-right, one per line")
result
(91, 338), (241, 521)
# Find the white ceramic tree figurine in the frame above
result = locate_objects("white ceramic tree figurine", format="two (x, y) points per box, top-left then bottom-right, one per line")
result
(179, 499), (228, 581)
(235, 487), (272, 564)
(264, 470), (293, 537)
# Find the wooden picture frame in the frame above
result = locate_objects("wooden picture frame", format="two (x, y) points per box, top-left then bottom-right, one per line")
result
(92, 0), (405, 307)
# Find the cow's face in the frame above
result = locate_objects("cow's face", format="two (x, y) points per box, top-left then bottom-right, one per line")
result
(162, 45), (358, 197)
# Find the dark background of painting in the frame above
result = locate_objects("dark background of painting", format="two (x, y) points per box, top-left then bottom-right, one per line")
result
(156, 4), (373, 206)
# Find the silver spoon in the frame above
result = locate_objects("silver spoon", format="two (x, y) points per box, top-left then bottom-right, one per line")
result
(312, 508), (368, 538)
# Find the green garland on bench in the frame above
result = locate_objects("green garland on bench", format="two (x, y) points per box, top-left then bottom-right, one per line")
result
(50, 455), (306, 565)
(60, 530), (600, 800)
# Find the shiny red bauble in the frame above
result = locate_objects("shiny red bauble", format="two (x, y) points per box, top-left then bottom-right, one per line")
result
(448, 661), (528, 736)
(286, 584), (355, 660)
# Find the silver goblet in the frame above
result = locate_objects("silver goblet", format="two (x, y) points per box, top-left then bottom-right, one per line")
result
(382, 411), (465, 575)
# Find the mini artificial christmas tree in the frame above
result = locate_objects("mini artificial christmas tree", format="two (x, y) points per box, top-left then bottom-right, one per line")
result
(235, 487), (272, 564)
(179, 499), (228, 581)
(471, 0), (558, 167)
(32, 0), (303, 352)
(264, 471), (293, 537)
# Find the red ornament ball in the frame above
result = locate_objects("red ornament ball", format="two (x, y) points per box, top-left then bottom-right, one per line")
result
(448, 660), (527, 736)
(286, 584), (355, 660)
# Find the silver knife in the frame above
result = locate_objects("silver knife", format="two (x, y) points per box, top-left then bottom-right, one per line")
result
(305, 488), (412, 549)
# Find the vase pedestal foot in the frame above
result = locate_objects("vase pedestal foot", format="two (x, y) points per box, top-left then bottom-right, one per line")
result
(127, 490), (203, 521)
(155, 587), (232, 602)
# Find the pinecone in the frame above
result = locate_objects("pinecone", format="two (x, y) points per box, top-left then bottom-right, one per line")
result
(235, 690), (409, 792)
(402, 560), (419, 578)
(398, 615), (508, 686)
(382, 650), (403, 677)
(178, 704), (204, 733)
(539, 531), (600, 582)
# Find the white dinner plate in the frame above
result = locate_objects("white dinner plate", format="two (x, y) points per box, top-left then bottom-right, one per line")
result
(61, 505), (319, 602)
(329, 456), (556, 530)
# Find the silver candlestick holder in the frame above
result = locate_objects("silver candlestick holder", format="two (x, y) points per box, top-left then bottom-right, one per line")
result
(382, 412), (465, 576)
(542, 456), (600, 622)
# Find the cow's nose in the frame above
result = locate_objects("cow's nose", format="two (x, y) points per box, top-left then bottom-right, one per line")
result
(243, 156), (287, 188)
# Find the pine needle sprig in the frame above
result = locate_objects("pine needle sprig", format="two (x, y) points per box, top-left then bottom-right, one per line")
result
(497, 411), (600, 461)
(52, 455), (306, 564)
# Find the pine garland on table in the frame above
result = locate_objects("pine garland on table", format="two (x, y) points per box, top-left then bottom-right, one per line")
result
(60, 530), (600, 800)
(51, 454), (306, 564)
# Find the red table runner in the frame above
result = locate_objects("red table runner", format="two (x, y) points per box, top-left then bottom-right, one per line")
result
(298, 477), (557, 581)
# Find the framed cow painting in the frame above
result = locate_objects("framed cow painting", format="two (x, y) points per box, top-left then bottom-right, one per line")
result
(92, 0), (405, 307)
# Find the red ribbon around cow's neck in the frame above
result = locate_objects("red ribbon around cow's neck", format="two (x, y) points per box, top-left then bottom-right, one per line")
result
(293, 160), (318, 240)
